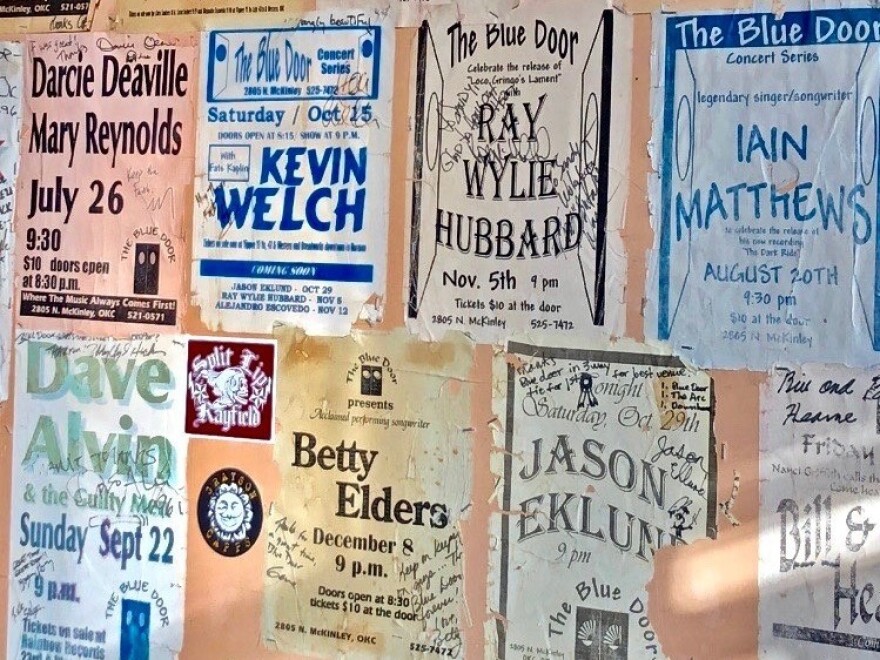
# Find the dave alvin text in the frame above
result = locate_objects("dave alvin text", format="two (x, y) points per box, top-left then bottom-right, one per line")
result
(291, 431), (449, 528)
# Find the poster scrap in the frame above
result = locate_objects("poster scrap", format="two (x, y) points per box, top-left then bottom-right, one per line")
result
(118, 0), (306, 31)
(0, 0), (95, 33)
(8, 332), (188, 660)
(14, 33), (197, 334)
(313, 0), (518, 29)
(193, 14), (393, 336)
(759, 365), (880, 657)
(489, 341), (717, 659)
(0, 41), (22, 402)
(263, 328), (473, 658)
(407, 1), (631, 344)
(648, 6), (880, 368)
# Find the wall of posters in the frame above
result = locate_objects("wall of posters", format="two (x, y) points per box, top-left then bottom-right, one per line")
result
(406, 1), (631, 343)
(263, 329), (473, 657)
(14, 33), (196, 334)
(759, 364), (880, 657)
(7, 332), (188, 659)
(648, 6), (880, 368)
(0, 0), (95, 33)
(489, 341), (716, 659)
(0, 41), (22, 402)
(192, 15), (393, 336)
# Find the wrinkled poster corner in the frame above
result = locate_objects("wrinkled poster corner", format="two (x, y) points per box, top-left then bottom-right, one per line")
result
(489, 341), (716, 659)
(407, 1), (631, 344)
(8, 332), (188, 660)
(15, 33), (196, 335)
(193, 14), (393, 336)
(0, 41), (22, 401)
(0, 0), (96, 33)
(649, 5), (880, 368)
(263, 328), (473, 658)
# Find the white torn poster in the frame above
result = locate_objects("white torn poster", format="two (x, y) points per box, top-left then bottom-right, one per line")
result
(760, 365), (880, 656)
(263, 328), (473, 658)
(407, 1), (631, 343)
(0, 41), (21, 401)
(193, 14), (393, 336)
(649, 5), (880, 368)
(8, 332), (188, 659)
(489, 341), (716, 659)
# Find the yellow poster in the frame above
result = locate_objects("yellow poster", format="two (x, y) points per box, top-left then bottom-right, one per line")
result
(263, 328), (473, 658)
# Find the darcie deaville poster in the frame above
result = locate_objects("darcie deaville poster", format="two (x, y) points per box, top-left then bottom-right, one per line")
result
(760, 365), (880, 657)
(407, 1), (631, 343)
(649, 6), (880, 368)
(489, 342), (716, 659)
(8, 332), (188, 660)
(15, 33), (196, 334)
(263, 329), (473, 658)
(193, 13), (393, 336)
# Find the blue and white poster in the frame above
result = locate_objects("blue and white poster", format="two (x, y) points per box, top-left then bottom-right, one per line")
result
(7, 332), (188, 660)
(649, 5), (880, 368)
(193, 14), (393, 336)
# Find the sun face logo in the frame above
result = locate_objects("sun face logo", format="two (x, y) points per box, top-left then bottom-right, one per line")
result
(186, 339), (276, 442)
(208, 482), (253, 543)
(198, 468), (263, 557)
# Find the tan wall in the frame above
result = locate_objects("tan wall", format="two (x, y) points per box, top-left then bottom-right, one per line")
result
(0, 3), (762, 658)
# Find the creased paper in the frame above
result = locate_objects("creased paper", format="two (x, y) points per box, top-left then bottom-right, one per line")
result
(117, 0), (306, 31)
(648, 5), (880, 368)
(760, 364), (880, 656)
(0, 0), (96, 33)
(14, 33), (197, 335)
(488, 341), (717, 659)
(0, 41), (22, 401)
(192, 14), (393, 336)
(7, 332), (188, 659)
(263, 328), (473, 658)
(406, 1), (631, 343)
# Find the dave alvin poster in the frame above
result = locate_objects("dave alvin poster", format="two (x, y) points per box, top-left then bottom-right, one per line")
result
(407, 1), (631, 343)
(14, 33), (196, 334)
(649, 6), (880, 368)
(192, 13), (393, 336)
(263, 328), (473, 657)
(759, 365), (880, 657)
(489, 341), (716, 659)
(0, 41), (22, 401)
(7, 332), (188, 660)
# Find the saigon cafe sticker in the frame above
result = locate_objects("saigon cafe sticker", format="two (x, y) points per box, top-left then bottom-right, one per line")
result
(185, 337), (276, 442)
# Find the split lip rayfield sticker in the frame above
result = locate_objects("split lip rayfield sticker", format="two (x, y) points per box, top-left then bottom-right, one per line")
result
(185, 337), (276, 442)
(197, 468), (263, 558)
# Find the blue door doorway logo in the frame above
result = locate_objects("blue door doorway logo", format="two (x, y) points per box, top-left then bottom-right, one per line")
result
(575, 606), (628, 660)
(120, 598), (150, 660)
